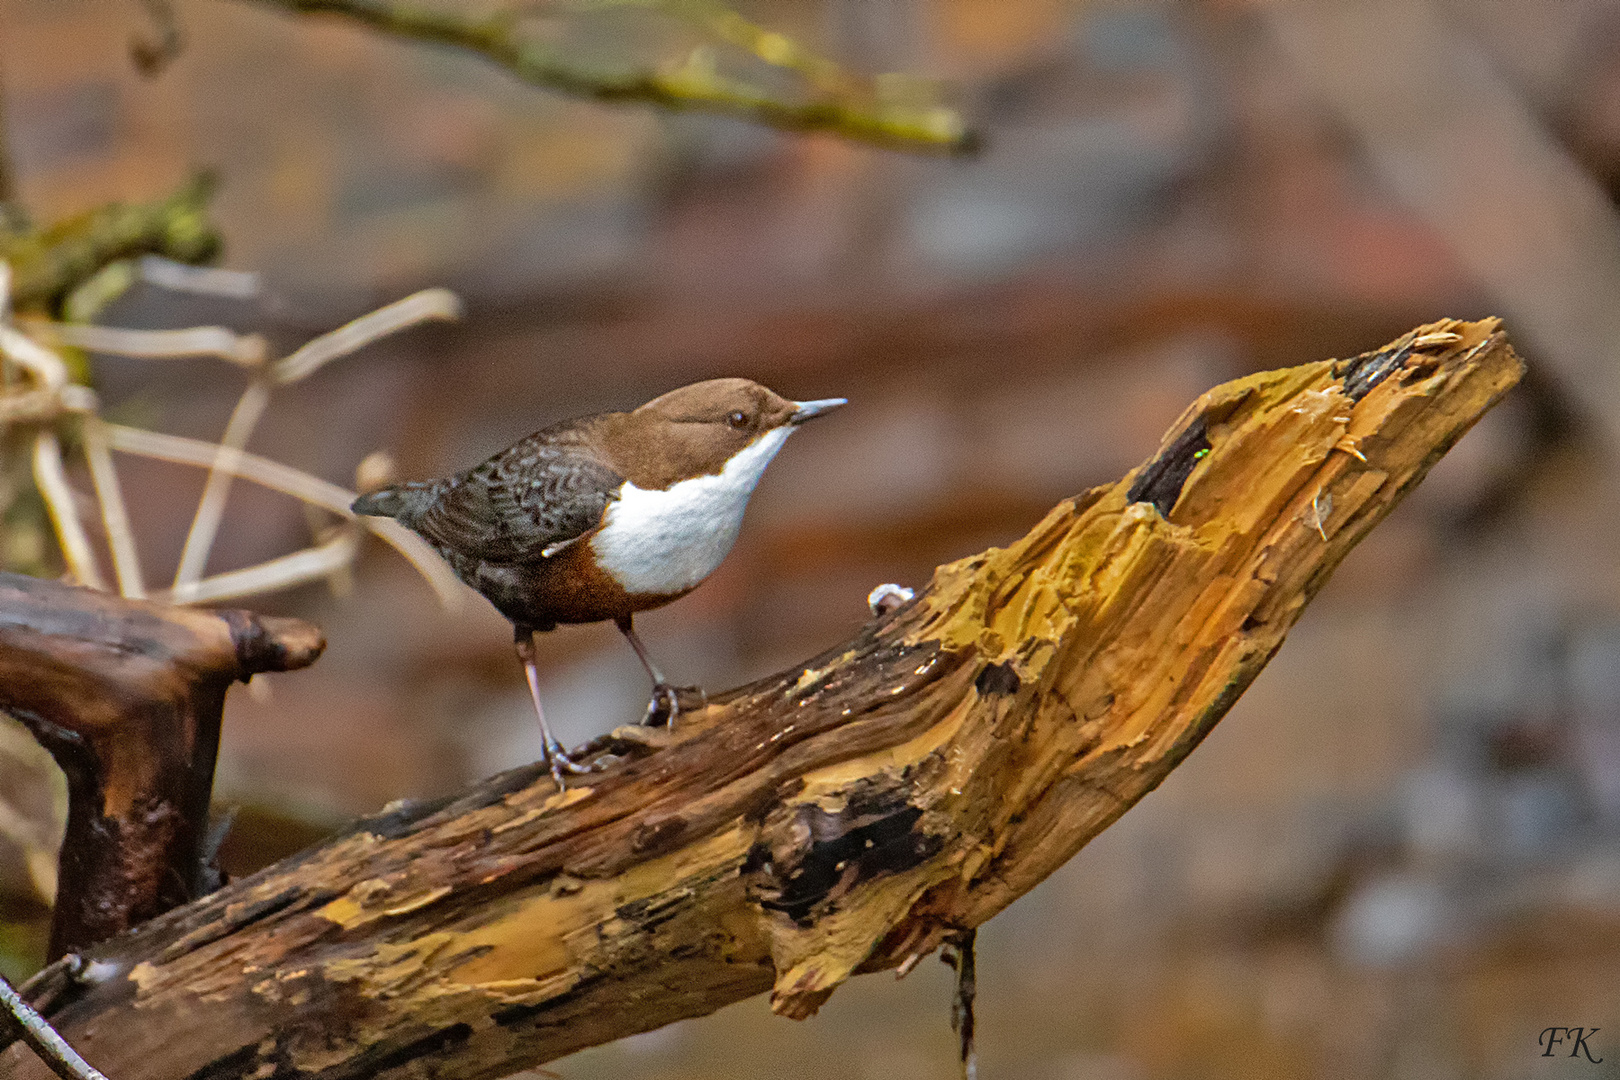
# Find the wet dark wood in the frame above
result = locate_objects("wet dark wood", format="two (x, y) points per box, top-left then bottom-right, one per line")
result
(0, 574), (324, 959)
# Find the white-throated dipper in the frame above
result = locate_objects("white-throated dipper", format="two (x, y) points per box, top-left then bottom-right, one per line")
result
(352, 378), (845, 788)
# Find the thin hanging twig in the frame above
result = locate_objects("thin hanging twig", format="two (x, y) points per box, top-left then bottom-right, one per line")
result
(942, 929), (978, 1080)
(0, 974), (112, 1080)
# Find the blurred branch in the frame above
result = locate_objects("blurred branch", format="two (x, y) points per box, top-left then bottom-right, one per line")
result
(0, 173), (220, 315)
(247, 0), (977, 154)
(0, 320), (1521, 1080)
(0, 974), (110, 1080)
(101, 423), (465, 605)
(0, 263), (464, 607)
(169, 287), (462, 601)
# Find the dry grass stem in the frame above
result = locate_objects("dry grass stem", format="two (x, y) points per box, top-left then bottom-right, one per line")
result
(1, 270), (465, 611)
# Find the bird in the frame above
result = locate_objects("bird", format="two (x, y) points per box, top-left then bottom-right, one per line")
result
(352, 378), (846, 788)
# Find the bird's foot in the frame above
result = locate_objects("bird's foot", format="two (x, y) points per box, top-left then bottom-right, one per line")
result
(642, 683), (707, 728)
(542, 738), (595, 791)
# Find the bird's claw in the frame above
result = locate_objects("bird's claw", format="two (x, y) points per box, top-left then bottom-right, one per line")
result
(642, 683), (706, 728)
(542, 738), (595, 791)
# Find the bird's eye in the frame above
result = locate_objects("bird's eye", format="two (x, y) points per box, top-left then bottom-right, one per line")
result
(727, 410), (749, 429)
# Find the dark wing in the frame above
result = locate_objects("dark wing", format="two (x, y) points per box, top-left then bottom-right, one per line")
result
(412, 433), (624, 565)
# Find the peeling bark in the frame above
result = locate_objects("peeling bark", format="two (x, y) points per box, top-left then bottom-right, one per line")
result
(2, 320), (1522, 1080)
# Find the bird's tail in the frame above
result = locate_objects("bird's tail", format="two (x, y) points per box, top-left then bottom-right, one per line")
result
(351, 481), (438, 525)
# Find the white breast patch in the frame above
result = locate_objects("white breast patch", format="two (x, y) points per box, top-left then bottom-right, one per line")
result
(592, 425), (795, 595)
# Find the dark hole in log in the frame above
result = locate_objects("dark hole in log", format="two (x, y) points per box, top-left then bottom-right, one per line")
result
(1127, 416), (1211, 518)
(974, 662), (1021, 697)
(741, 842), (774, 875)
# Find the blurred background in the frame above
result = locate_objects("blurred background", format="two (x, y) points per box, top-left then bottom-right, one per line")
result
(5, 0), (1620, 1077)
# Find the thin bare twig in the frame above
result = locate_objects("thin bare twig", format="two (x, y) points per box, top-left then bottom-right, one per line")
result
(171, 287), (460, 599)
(3, 264), (463, 611)
(171, 379), (272, 599)
(31, 431), (105, 590)
(0, 324), (68, 389)
(271, 287), (460, 384)
(103, 423), (464, 606)
(136, 256), (261, 299)
(0, 974), (111, 1080)
(27, 321), (268, 368)
(81, 417), (145, 599)
(158, 525), (359, 604)
(246, 0), (975, 154)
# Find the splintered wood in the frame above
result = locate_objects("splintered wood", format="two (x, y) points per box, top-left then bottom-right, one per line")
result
(4, 320), (1523, 1080)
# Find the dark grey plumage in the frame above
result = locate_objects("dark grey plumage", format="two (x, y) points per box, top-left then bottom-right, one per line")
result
(358, 423), (622, 566)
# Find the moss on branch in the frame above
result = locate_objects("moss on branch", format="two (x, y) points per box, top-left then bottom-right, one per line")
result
(1, 174), (221, 316)
(247, 0), (978, 155)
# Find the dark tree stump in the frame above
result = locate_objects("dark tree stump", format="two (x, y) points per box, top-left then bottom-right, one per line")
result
(0, 575), (324, 959)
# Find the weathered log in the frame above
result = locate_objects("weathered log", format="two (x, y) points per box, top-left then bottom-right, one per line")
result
(3, 319), (1521, 1080)
(0, 574), (325, 960)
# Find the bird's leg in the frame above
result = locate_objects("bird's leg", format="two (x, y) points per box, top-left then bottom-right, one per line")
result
(515, 627), (590, 789)
(615, 614), (703, 727)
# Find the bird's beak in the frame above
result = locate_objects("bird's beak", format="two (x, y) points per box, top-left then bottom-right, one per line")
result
(790, 398), (847, 424)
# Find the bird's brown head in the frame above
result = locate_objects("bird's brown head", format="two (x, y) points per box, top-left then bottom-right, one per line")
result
(605, 378), (845, 490)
